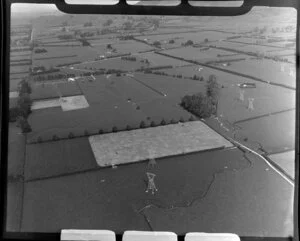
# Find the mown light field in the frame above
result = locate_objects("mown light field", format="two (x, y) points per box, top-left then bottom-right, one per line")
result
(89, 121), (233, 167)
(269, 150), (295, 179)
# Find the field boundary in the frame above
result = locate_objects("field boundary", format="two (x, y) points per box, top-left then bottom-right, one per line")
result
(130, 76), (166, 96)
(233, 108), (295, 125)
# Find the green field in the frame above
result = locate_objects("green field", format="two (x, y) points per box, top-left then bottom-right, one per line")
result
(76, 57), (150, 72)
(162, 46), (248, 63)
(30, 81), (82, 100)
(25, 137), (97, 180)
(20, 148), (293, 236)
(235, 110), (295, 154)
(216, 59), (296, 88)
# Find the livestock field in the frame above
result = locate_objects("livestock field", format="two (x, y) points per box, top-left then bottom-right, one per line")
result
(219, 40), (285, 54)
(7, 6), (296, 237)
(132, 73), (206, 100)
(154, 64), (295, 122)
(216, 58), (296, 88)
(161, 46), (248, 63)
(235, 109), (295, 154)
(27, 73), (201, 142)
(32, 46), (101, 68)
(139, 52), (188, 66)
(9, 25), (32, 91)
(135, 30), (236, 46)
(30, 81), (82, 100)
(74, 57), (150, 71)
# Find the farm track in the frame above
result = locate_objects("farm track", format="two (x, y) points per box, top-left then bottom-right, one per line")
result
(155, 51), (296, 90)
(233, 108), (295, 125)
(203, 117), (295, 186)
(230, 138), (294, 186)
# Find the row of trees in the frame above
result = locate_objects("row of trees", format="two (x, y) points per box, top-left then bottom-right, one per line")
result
(32, 66), (133, 82)
(80, 32), (94, 38)
(213, 46), (291, 63)
(181, 75), (220, 119)
(137, 65), (173, 72)
(57, 34), (73, 40)
(119, 35), (134, 40)
(271, 26), (294, 33)
(140, 67), (204, 82)
(32, 115), (197, 144)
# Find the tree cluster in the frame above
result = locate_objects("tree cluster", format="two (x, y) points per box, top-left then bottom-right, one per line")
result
(140, 59), (150, 64)
(103, 19), (113, 27)
(78, 38), (91, 46)
(153, 41), (161, 47)
(123, 21), (133, 30)
(80, 32), (94, 38)
(83, 22), (93, 27)
(121, 56), (137, 61)
(182, 40), (194, 46)
(119, 35), (134, 40)
(9, 80), (33, 133)
(181, 93), (214, 119)
(180, 75), (219, 119)
(57, 34), (73, 40)
(34, 48), (47, 54)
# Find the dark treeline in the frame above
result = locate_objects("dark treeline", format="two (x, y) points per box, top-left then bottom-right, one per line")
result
(34, 55), (77, 61)
(10, 60), (32, 65)
(11, 47), (31, 52)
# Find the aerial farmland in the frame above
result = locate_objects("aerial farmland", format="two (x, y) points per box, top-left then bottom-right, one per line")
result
(7, 4), (296, 238)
